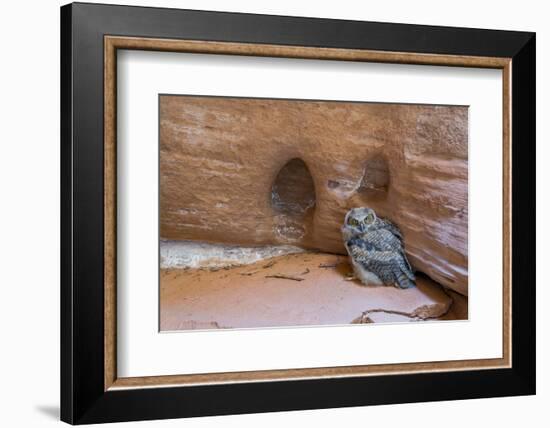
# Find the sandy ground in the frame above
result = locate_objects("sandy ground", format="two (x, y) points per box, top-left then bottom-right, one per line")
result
(160, 252), (465, 331)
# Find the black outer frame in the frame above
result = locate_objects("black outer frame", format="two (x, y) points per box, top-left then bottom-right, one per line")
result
(60, 2), (535, 424)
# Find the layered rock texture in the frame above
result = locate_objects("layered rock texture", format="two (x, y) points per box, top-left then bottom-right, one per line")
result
(160, 96), (468, 295)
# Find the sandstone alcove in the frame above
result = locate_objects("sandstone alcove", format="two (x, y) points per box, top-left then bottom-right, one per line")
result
(159, 96), (469, 331)
(271, 158), (316, 243)
(359, 155), (390, 199)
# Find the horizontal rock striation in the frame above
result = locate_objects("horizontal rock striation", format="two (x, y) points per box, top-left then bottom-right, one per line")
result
(160, 96), (468, 295)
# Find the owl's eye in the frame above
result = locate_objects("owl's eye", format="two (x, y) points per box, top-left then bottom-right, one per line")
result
(364, 213), (375, 224)
(348, 217), (359, 226)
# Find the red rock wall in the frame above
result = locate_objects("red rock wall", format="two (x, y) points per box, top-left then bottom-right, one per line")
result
(160, 96), (468, 295)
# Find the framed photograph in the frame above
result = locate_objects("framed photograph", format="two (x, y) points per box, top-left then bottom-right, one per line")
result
(60, 2), (535, 424)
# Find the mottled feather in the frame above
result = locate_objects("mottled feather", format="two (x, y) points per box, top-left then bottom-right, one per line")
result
(342, 207), (415, 289)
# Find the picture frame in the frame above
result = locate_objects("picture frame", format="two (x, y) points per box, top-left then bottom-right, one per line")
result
(60, 2), (535, 424)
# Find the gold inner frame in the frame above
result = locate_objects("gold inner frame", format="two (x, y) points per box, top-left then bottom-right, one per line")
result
(104, 35), (512, 391)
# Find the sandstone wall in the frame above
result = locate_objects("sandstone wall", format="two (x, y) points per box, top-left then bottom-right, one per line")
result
(160, 96), (468, 295)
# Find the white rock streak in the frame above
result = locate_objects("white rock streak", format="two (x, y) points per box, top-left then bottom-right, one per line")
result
(160, 240), (305, 269)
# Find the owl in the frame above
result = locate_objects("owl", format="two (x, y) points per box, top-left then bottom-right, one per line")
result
(341, 207), (415, 289)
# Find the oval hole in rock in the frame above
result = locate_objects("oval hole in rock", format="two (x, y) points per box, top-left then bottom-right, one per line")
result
(359, 155), (390, 199)
(271, 158), (316, 242)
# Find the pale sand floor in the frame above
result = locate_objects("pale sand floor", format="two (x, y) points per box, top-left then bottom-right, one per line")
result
(160, 252), (466, 331)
